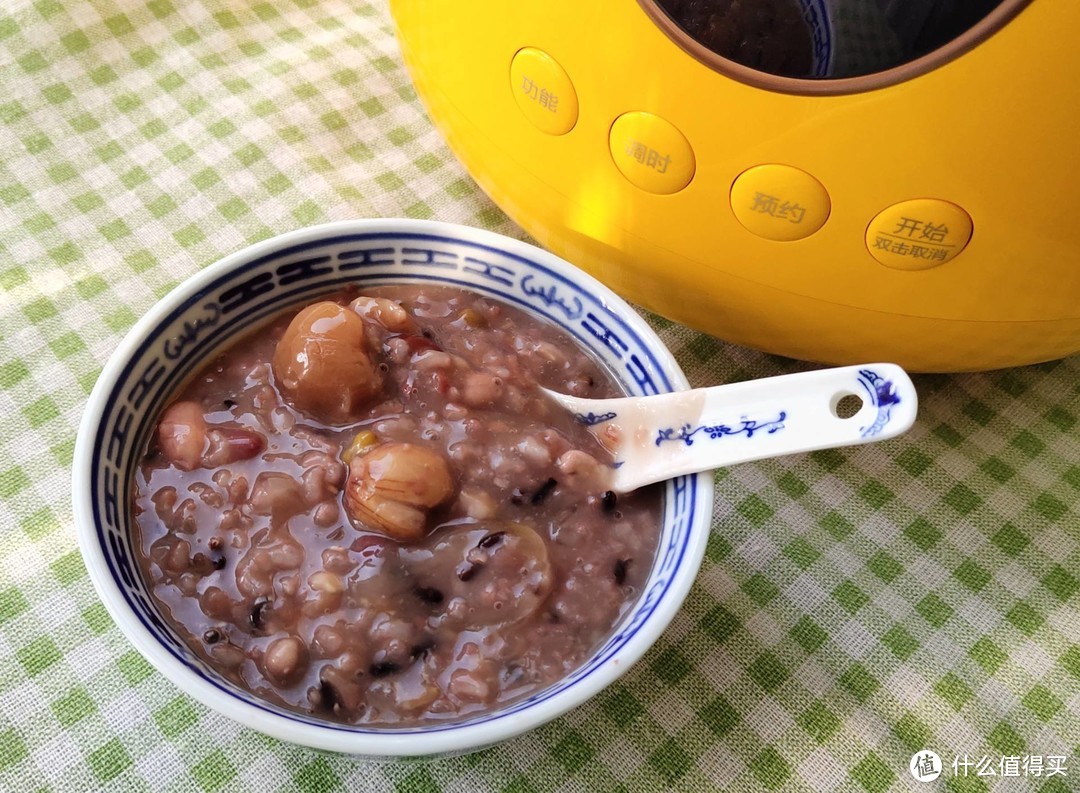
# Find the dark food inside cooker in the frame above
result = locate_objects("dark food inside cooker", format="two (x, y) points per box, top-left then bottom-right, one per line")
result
(657, 0), (814, 77)
(655, 0), (1011, 80)
(133, 285), (661, 725)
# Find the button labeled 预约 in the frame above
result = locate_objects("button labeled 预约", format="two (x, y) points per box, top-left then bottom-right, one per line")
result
(609, 111), (695, 194)
(730, 164), (830, 241)
(509, 48), (579, 136)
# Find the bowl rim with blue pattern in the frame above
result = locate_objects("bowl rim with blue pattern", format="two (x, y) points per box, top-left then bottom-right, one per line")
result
(72, 218), (714, 756)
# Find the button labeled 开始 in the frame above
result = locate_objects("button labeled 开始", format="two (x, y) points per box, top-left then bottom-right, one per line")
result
(866, 198), (973, 269)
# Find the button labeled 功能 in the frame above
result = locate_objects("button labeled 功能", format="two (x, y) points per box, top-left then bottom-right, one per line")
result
(509, 48), (579, 136)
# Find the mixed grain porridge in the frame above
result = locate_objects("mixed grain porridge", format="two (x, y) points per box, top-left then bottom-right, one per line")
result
(134, 285), (662, 725)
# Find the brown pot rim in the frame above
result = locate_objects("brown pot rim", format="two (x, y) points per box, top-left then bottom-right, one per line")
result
(636, 0), (1033, 96)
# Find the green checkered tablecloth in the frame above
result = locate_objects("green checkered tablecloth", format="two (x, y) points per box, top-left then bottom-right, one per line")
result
(1, 1), (1078, 790)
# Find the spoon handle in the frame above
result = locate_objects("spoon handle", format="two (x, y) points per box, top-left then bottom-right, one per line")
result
(567, 363), (918, 492)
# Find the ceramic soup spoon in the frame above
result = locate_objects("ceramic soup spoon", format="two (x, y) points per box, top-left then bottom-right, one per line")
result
(544, 363), (917, 493)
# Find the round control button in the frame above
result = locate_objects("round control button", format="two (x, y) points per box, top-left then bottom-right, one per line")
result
(866, 198), (973, 269)
(730, 164), (830, 241)
(609, 112), (695, 194)
(509, 48), (578, 136)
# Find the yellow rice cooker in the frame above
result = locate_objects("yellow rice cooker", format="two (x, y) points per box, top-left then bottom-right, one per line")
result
(390, 0), (1080, 371)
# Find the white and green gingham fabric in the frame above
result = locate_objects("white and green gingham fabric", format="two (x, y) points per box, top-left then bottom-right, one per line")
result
(1, 2), (1078, 791)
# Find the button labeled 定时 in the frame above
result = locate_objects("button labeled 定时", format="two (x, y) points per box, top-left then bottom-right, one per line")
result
(866, 199), (973, 269)
(509, 48), (578, 136)
(730, 164), (830, 241)
(609, 112), (695, 194)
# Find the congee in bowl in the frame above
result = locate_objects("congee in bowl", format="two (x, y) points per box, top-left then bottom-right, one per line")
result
(134, 284), (662, 725)
(75, 219), (712, 754)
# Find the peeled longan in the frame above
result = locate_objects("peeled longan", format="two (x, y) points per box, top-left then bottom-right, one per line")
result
(342, 442), (454, 542)
(272, 301), (384, 425)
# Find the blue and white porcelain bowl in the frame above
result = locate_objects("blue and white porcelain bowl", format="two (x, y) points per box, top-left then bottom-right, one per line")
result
(72, 219), (714, 756)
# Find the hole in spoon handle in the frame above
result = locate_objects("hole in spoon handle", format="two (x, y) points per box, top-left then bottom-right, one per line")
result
(831, 392), (863, 419)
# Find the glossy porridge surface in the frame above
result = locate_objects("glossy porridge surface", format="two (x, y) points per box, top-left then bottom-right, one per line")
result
(134, 285), (661, 725)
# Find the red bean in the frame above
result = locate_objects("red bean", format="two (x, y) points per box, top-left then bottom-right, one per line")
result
(262, 636), (309, 687)
(203, 427), (266, 467)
